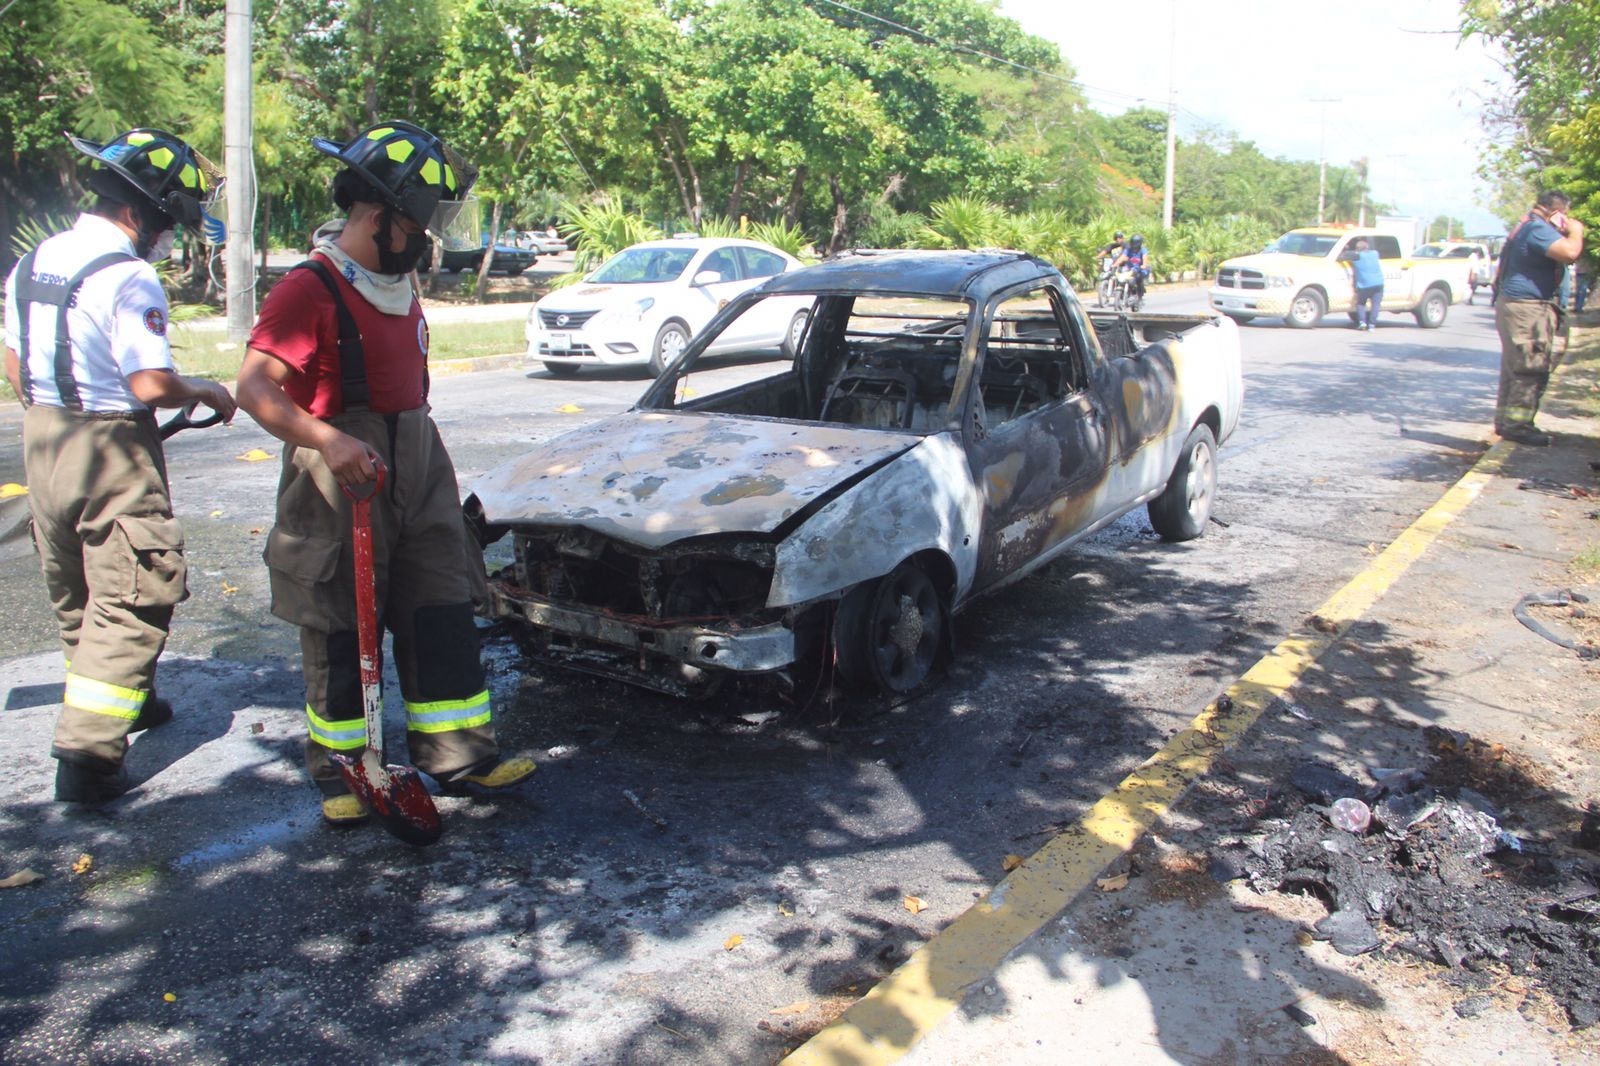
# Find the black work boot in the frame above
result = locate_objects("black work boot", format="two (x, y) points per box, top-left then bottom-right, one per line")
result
(130, 696), (173, 733)
(1499, 422), (1551, 447)
(53, 750), (128, 805)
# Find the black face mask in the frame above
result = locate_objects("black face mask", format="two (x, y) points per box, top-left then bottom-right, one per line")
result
(374, 209), (429, 275)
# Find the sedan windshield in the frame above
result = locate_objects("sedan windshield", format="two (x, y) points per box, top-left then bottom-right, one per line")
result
(1273, 232), (1340, 257)
(590, 247), (696, 284)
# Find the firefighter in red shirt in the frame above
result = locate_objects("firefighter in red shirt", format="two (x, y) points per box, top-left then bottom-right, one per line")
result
(237, 120), (534, 827)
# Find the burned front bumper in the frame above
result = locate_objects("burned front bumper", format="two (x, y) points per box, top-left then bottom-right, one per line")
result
(486, 582), (797, 675)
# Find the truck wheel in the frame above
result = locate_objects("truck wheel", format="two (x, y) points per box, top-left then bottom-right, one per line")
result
(834, 561), (946, 695)
(1148, 423), (1217, 542)
(1285, 288), (1325, 329)
(648, 320), (692, 376)
(1414, 288), (1449, 329)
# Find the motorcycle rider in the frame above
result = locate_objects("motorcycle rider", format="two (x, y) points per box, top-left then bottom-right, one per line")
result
(1113, 234), (1152, 307)
(236, 120), (536, 828)
(3, 129), (235, 803)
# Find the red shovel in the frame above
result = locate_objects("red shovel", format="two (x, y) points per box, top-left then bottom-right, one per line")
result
(328, 459), (443, 847)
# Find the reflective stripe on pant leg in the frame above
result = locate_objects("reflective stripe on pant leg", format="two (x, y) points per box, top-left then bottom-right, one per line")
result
(405, 690), (491, 733)
(55, 673), (148, 764)
(301, 627), (370, 792)
(64, 673), (147, 719)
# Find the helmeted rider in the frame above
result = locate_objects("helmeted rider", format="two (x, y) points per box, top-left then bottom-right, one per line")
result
(236, 120), (536, 830)
(1113, 234), (1152, 303)
(3, 128), (236, 803)
(1097, 231), (1128, 264)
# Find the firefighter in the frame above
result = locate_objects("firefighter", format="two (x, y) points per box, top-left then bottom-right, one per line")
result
(236, 120), (534, 827)
(3, 128), (235, 803)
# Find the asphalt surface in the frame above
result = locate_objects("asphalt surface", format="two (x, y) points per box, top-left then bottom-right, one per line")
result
(2, 288), (1590, 1064)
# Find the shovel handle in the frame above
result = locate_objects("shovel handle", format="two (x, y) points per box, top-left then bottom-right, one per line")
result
(342, 458), (386, 749)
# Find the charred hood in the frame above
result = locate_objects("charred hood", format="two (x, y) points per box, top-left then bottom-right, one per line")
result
(471, 412), (923, 549)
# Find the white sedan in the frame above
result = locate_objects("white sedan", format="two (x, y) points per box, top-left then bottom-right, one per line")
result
(525, 237), (810, 376)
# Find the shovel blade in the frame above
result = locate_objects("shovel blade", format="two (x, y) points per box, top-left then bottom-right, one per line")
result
(330, 749), (443, 847)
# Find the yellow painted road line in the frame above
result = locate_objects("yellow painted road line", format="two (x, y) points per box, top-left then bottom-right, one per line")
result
(786, 442), (1511, 1066)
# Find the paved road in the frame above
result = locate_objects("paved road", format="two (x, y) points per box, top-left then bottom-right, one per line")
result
(0, 291), (1504, 1064)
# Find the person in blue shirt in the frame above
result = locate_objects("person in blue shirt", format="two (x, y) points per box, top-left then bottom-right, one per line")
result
(1493, 190), (1586, 446)
(1345, 238), (1385, 330)
(1112, 234), (1151, 306)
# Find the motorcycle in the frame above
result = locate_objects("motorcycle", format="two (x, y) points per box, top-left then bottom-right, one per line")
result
(1109, 266), (1141, 312)
(1095, 256), (1117, 307)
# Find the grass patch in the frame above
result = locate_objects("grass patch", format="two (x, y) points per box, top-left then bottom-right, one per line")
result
(2, 319), (526, 400)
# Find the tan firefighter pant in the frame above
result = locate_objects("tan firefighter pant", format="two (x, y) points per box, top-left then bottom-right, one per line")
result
(1494, 298), (1567, 430)
(23, 405), (187, 766)
(261, 407), (497, 795)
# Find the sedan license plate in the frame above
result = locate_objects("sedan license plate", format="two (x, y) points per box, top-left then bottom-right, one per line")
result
(547, 331), (572, 352)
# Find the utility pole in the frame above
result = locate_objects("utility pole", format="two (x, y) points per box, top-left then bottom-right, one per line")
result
(224, 0), (254, 342)
(1311, 97), (1340, 225)
(1161, 1), (1177, 231)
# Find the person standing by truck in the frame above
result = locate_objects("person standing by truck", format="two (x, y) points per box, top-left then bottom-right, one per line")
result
(1493, 190), (1586, 446)
(1342, 238), (1385, 330)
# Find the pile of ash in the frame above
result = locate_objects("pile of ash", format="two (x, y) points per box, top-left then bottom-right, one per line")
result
(1211, 728), (1600, 1028)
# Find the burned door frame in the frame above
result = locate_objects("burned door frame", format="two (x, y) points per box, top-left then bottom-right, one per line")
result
(964, 279), (1111, 593)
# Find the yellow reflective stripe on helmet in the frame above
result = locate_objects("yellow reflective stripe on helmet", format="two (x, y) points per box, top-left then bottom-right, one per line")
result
(443, 163), (456, 193)
(419, 157), (441, 186)
(404, 691), (491, 734)
(306, 705), (367, 750)
(126, 132), (155, 146)
(386, 139), (415, 164)
(366, 126), (396, 141)
(64, 674), (148, 720)
(180, 163), (199, 190)
(148, 146), (175, 170)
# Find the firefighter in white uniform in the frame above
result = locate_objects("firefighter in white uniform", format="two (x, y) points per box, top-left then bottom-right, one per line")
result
(2, 128), (235, 803)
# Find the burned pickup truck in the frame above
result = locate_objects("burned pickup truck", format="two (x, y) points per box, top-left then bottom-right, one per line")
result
(467, 250), (1243, 696)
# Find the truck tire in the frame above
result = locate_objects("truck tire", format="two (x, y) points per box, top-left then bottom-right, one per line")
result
(1148, 423), (1217, 542)
(1285, 288), (1325, 329)
(833, 560), (947, 695)
(1414, 288), (1449, 329)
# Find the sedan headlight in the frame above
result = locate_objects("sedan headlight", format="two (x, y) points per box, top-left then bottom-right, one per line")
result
(592, 297), (656, 326)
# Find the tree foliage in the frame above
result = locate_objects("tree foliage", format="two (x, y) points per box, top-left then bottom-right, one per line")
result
(1, 0), (1380, 289)
(1463, 0), (1600, 225)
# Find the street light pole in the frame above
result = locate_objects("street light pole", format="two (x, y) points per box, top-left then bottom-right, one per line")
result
(1161, 1), (1177, 231)
(224, 0), (254, 342)
(1311, 97), (1340, 225)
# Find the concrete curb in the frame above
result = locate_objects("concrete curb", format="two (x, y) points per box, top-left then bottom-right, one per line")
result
(430, 352), (526, 378)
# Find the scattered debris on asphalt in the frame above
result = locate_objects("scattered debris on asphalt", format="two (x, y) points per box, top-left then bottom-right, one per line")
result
(0, 868), (43, 889)
(1212, 727), (1600, 1029)
(622, 787), (669, 830)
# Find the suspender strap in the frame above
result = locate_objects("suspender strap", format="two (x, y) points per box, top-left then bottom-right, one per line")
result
(294, 259), (371, 412)
(11, 249), (138, 409)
